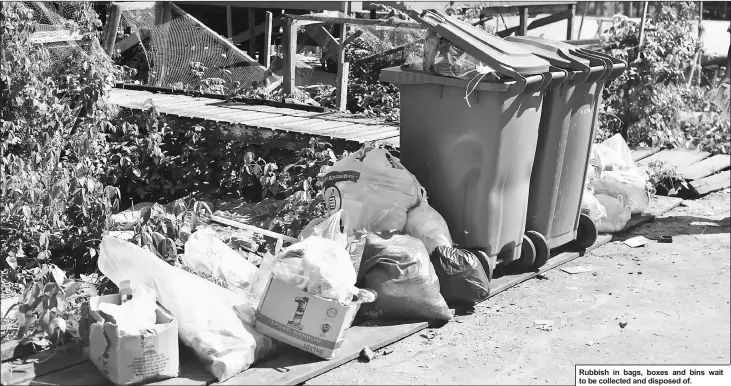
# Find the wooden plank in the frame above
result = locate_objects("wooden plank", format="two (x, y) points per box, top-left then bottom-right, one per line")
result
(248, 9), (257, 59)
(342, 125), (401, 141)
(201, 108), (278, 123)
(226, 5), (233, 38)
(217, 320), (430, 386)
(20, 344), (214, 386)
(287, 13), (423, 29)
(263, 11), (273, 69)
(283, 17), (296, 94)
(677, 154), (731, 181)
(218, 103), (319, 117)
(288, 120), (360, 135)
(637, 149), (711, 169)
(242, 115), (314, 128)
(489, 234), (612, 295)
(566, 3), (575, 40)
(231, 16), (282, 44)
(304, 25), (341, 62)
(114, 29), (149, 55)
(689, 171), (731, 197)
(335, 62), (349, 112)
(631, 146), (661, 162)
(518, 6), (529, 36)
(618, 195), (684, 233)
(355, 128), (401, 143)
(0, 343), (86, 386)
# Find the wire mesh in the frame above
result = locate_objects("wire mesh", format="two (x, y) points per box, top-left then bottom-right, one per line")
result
(116, 2), (271, 93)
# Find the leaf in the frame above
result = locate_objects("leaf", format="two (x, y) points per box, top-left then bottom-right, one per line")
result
(49, 264), (66, 285)
(244, 151), (254, 164)
(22, 205), (31, 219)
(40, 309), (52, 336)
(37, 250), (50, 261)
(64, 282), (82, 298)
(140, 206), (152, 225)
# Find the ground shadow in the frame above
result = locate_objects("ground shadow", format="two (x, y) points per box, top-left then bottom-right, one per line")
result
(612, 216), (731, 242)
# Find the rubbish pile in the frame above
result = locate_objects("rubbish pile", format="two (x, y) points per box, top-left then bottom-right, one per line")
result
(91, 145), (490, 384)
(581, 134), (653, 233)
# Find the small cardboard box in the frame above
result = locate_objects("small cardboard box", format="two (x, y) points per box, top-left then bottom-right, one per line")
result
(89, 294), (179, 386)
(254, 275), (361, 360)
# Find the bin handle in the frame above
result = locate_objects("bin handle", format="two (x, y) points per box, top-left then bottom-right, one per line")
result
(580, 48), (627, 81)
(547, 65), (569, 91)
(571, 50), (612, 83)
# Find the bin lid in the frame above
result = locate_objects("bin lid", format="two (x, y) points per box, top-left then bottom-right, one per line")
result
(413, 9), (551, 77)
(504, 36), (592, 70)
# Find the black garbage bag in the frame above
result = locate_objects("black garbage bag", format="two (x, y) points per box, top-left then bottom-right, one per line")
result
(430, 246), (490, 306)
(356, 231), (452, 322)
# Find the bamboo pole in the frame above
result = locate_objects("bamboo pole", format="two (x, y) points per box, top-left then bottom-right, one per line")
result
(638, 2), (649, 49)
(226, 5), (233, 38)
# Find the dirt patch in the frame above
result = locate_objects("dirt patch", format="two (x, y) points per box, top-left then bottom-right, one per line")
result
(308, 189), (730, 385)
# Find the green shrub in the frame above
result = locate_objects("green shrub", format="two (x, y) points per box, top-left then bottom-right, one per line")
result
(1, 2), (120, 276)
(597, 2), (729, 154)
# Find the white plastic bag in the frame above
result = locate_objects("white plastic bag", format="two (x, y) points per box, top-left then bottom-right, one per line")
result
(404, 188), (453, 254)
(98, 236), (277, 382)
(595, 194), (632, 233)
(97, 284), (157, 333)
(249, 251), (277, 297)
(593, 133), (637, 174)
(272, 236), (359, 305)
(581, 189), (607, 228)
(322, 146), (421, 235)
(298, 209), (349, 248)
(593, 170), (651, 214)
(183, 228), (258, 292)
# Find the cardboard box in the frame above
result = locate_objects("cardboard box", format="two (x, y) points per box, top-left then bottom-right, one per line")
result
(254, 275), (361, 360)
(89, 294), (179, 386)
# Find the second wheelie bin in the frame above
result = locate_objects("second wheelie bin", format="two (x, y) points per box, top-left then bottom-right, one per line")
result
(380, 10), (567, 272)
(503, 36), (627, 269)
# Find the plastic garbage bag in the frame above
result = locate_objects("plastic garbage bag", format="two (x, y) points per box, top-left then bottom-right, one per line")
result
(97, 284), (157, 333)
(404, 188), (454, 254)
(346, 230), (367, 278)
(595, 194), (631, 233)
(183, 228), (258, 292)
(298, 209), (349, 248)
(272, 236), (359, 305)
(98, 236), (277, 382)
(357, 231), (452, 322)
(322, 146), (421, 235)
(430, 246), (489, 306)
(581, 189), (607, 228)
(593, 133), (636, 174)
(593, 170), (651, 214)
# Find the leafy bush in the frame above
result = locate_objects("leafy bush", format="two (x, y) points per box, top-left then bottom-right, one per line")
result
(1, 2), (121, 276)
(597, 2), (729, 154)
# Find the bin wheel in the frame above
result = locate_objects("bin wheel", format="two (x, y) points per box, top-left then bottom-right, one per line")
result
(575, 213), (599, 250)
(512, 235), (536, 272)
(525, 230), (550, 269)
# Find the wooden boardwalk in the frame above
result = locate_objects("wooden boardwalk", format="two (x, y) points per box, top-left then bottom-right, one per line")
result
(109, 88), (401, 148)
(633, 147), (731, 197)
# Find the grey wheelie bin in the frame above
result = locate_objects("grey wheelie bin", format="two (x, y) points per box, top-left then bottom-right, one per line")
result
(503, 36), (627, 269)
(380, 10), (567, 273)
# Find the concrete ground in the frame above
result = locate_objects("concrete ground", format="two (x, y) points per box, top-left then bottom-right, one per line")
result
(308, 189), (730, 385)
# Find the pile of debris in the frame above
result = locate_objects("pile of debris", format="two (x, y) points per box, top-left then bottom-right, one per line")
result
(91, 145), (490, 384)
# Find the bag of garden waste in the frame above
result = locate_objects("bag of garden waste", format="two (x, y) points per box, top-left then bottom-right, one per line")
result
(404, 187), (453, 254)
(321, 146), (421, 235)
(430, 246), (489, 306)
(183, 228), (258, 292)
(357, 231), (452, 322)
(98, 236), (278, 382)
(595, 194), (632, 233)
